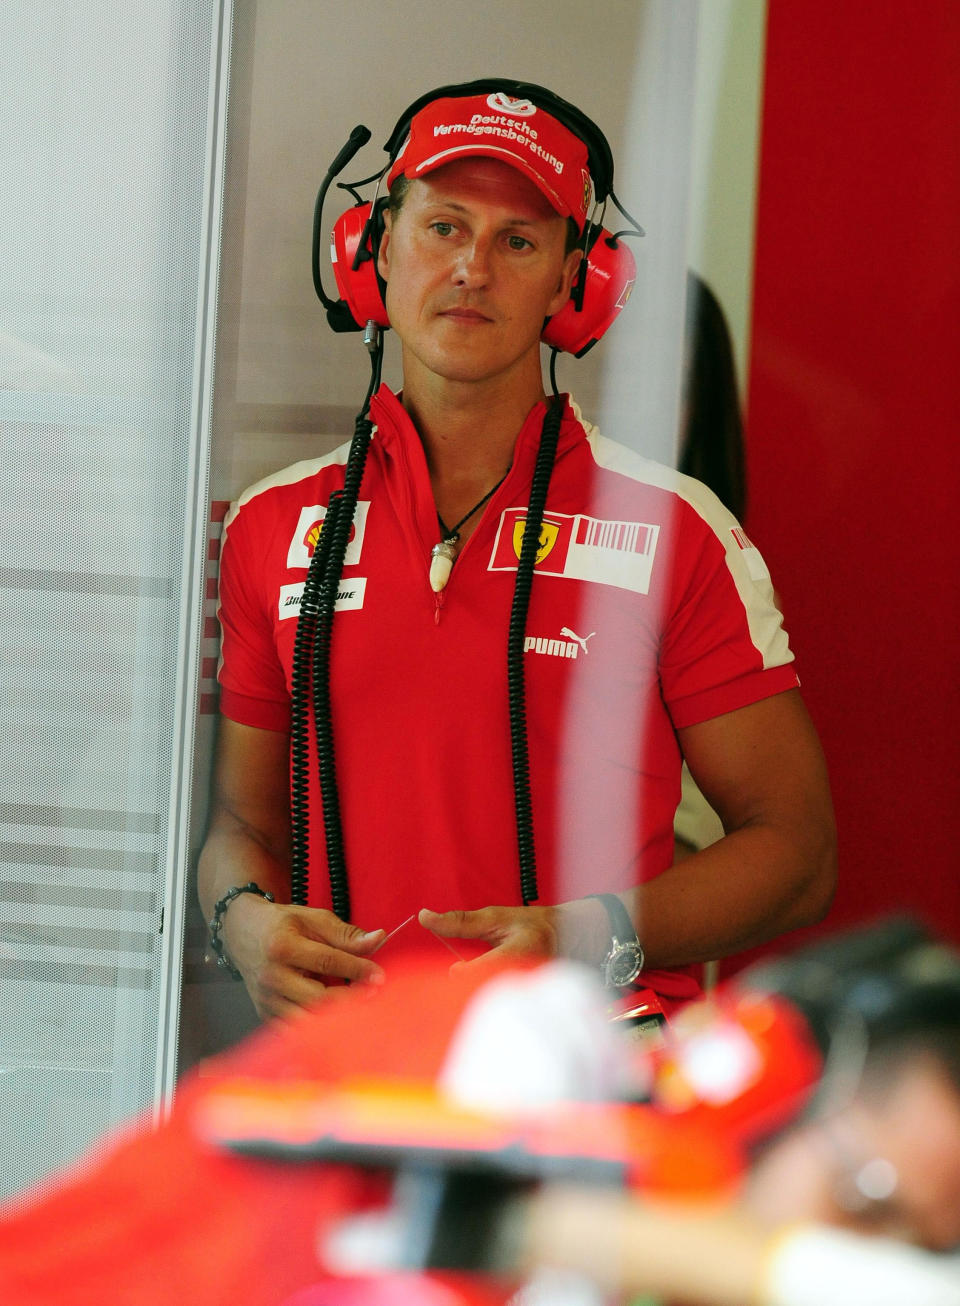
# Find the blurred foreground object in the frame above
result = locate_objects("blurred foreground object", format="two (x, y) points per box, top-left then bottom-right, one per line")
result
(526, 1188), (960, 1306)
(740, 917), (960, 1250)
(529, 916), (960, 1304)
(0, 954), (814, 1305)
(1, 920), (959, 1305)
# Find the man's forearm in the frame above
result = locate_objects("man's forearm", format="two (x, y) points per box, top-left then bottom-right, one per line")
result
(623, 818), (836, 971)
(197, 817), (291, 924)
(420, 815), (835, 981)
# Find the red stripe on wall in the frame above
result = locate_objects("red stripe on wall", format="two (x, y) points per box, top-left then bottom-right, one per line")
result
(743, 1), (960, 958)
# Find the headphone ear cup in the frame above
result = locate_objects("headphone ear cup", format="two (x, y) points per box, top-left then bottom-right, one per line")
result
(330, 201), (391, 330)
(541, 230), (636, 356)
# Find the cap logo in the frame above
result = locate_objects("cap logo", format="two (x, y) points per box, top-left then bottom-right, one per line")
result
(487, 91), (537, 117)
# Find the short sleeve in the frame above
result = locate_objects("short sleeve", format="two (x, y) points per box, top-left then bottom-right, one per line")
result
(659, 492), (799, 729)
(216, 498), (292, 733)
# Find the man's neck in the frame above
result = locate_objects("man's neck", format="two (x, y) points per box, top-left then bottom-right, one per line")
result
(400, 356), (547, 493)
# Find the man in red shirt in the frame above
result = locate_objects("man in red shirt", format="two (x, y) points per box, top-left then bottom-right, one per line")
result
(199, 80), (836, 1019)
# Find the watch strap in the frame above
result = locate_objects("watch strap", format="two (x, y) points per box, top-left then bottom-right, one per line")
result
(587, 892), (638, 945)
(587, 892), (643, 988)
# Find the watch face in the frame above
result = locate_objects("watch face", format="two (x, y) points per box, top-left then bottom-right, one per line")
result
(606, 940), (642, 987)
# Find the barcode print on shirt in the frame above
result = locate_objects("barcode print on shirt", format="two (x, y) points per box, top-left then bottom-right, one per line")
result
(576, 517), (656, 555)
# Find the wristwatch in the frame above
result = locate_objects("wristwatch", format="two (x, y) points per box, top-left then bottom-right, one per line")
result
(588, 892), (644, 988)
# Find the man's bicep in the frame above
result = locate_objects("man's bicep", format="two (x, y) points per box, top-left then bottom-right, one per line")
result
(677, 689), (835, 839)
(676, 689), (837, 932)
(209, 716), (291, 855)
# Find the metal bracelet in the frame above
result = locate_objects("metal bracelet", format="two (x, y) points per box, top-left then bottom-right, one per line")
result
(208, 881), (275, 979)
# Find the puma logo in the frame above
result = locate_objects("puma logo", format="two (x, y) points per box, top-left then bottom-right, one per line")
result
(560, 627), (596, 654)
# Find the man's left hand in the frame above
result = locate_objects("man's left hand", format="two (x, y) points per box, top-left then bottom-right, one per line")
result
(418, 899), (609, 973)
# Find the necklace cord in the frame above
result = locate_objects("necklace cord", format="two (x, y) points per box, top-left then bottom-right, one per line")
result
(436, 473), (508, 542)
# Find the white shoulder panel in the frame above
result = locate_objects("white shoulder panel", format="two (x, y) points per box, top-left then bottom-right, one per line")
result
(222, 437), (356, 536)
(570, 399), (793, 672)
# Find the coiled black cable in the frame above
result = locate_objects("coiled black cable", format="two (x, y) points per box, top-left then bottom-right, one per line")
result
(308, 415), (374, 919)
(291, 360), (560, 915)
(289, 488), (338, 907)
(507, 394), (563, 905)
(289, 341), (382, 911)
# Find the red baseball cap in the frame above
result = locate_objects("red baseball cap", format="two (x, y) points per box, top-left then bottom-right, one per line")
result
(387, 89), (594, 229)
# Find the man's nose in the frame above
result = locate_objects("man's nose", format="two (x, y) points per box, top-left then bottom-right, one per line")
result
(452, 236), (492, 287)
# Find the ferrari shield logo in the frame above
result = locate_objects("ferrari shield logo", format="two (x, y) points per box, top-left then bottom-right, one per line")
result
(513, 518), (559, 565)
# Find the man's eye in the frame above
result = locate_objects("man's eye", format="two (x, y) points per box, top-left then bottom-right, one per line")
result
(431, 222), (455, 237)
(507, 235), (532, 251)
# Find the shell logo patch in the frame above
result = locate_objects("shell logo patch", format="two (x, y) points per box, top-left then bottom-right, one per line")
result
(287, 501), (370, 570)
(303, 517), (358, 557)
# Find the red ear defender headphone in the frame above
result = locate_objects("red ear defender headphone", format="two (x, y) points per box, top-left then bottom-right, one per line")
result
(541, 225), (638, 356)
(328, 197), (390, 332)
(314, 79), (642, 357)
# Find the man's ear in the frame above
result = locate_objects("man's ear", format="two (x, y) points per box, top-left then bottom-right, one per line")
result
(547, 247), (582, 319)
(377, 210), (392, 282)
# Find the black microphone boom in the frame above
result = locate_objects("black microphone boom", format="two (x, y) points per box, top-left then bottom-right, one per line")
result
(312, 124), (372, 319)
(328, 124), (372, 177)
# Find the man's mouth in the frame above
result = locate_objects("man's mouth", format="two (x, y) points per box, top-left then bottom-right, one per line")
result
(438, 306), (493, 323)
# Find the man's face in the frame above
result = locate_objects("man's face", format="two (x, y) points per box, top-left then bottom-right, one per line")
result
(377, 158), (580, 391)
(747, 1056), (960, 1251)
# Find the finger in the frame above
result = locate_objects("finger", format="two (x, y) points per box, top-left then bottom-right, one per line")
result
(254, 985), (310, 1021)
(318, 982), (363, 1004)
(283, 970), (332, 1007)
(259, 967), (329, 1014)
(448, 944), (523, 980)
(279, 996), (321, 1022)
(261, 966), (378, 1019)
(271, 993), (315, 1021)
(419, 907), (496, 940)
(283, 934), (385, 986)
(336, 924), (388, 956)
(294, 908), (386, 955)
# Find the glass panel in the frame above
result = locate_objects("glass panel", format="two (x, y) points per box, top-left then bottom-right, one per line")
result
(178, 0), (702, 1067)
(0, 0), (220, 1200)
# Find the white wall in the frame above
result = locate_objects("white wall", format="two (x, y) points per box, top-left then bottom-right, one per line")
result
(687, 0), (768, 397)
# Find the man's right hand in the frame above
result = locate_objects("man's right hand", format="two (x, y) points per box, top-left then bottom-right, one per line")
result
(221, 891), (386, 1019)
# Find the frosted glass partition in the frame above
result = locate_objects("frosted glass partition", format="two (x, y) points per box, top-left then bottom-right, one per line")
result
(0, 1), (227, 1200)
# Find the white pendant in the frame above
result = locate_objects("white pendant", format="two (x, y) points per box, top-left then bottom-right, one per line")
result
(429, 540), (457, 593)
